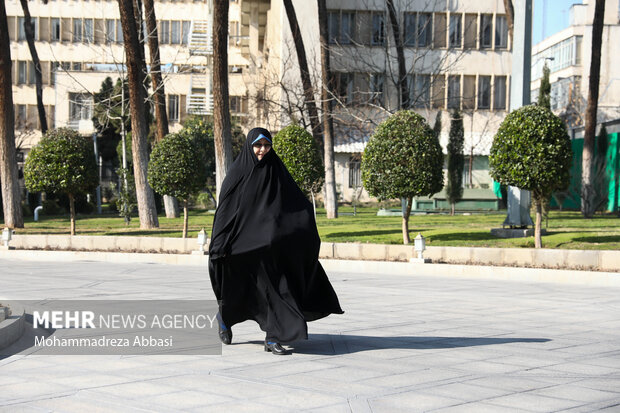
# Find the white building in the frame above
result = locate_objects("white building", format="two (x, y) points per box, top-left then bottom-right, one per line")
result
(531, 0), (620, 128)
(239, 0), (511, 208)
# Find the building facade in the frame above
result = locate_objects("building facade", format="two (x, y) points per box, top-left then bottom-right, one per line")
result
(239, 0), (511, 207)
(531, 0), (620, 129)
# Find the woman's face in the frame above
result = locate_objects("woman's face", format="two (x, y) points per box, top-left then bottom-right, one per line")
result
(252, 138), (272, 161)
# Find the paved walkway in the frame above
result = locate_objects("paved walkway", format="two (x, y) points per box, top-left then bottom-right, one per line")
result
(1, 258), (619, 412)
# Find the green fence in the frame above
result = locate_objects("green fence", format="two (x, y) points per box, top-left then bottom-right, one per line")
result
(550, 132), (620, 212)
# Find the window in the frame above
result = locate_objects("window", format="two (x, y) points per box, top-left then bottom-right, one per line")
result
(116, 19), (123, 43)
(69, 93), (93, 121)
(182, 21), (190, 45)
(28, 61), (36, 85)
(51, 18), (61, 41)
(448, 75), (461, 109)
(414, 74), (431, 108)
(495, 16), (507, 48)
(72, 62), (82, 71)
(18, 61), (27, 85)
(434, 13), (447, 48)
(480, 14), (493, 48)
(370, 73), (384, 105)
(167, 95), (179, 122)
(417, 13), (432, 47)
(16, 105), (27, 129)
(464, 14), (477, 49)
(106, 19), (115, 43)
(348, 156), (361, 188)
(462, 75), (476, 109)
(73, 18), (82, 43)
(493, 76), (507, 110)
(403, 12), (416, 46)
(327, 11), (339, 44)
(371, 13), (385, 46)
(18, 17), (26, 40)
(335, 72), (353, 105)
(230, 96), (244, 114)
(432, 75), (445, 109)
(449, 14), (462, 48)
(171, 21), (181, 44)
(160, 21), (170, 44)
(340, 12), (354, 44)
(84, 19), (94, 43)
(478, 75), (491, 109)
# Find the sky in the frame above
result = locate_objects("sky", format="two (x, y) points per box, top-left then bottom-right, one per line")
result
(533, 0), (584, 45)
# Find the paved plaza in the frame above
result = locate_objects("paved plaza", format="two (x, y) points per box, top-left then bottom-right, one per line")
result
(1, 258), (619, 412)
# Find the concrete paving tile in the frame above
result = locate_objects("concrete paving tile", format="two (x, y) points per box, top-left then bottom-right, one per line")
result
(256, 389), (345, 410)
(421, 382), (514, 402)
(431, 401), (535, 412)
(140, 390), (234, 409)
(530, 384), (620, 403)
(0, 382), (75, 405)
(0, 405), (52, 413)
(485, 393), (585, 412)
(368, 391), (462, 412)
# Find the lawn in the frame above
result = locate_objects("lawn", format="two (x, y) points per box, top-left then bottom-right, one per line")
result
(4, 206), (620, 250)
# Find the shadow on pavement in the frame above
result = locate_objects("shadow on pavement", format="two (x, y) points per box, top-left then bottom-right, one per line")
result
(288, 334), (551, 355)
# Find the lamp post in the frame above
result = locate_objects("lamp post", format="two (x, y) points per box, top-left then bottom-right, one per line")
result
(2, 228), (13, 250)
(193, 228), (208, 255)
(410, 233), (431, 264)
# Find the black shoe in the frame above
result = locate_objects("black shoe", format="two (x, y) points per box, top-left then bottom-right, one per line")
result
(217, 313), (232, 345)
(264, 340), (288, 355)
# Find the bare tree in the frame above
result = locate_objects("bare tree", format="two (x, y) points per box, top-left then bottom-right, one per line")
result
(0, 1), (24, 228)
(143, 0), (179, 218)
(213, 0), (233, 201)
(581, 0), (606, 218)
(283, 0), (323, 148)
(19, 0), (47, 134)
(117, 0), (159, 228)
(317, 0), (338, 219)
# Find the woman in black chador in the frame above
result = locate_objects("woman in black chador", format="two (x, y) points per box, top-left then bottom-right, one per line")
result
(209, 127), (343, 355)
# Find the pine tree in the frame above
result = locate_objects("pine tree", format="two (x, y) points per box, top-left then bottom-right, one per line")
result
(538, 62), (551, 110)
(446, 109), (464, 215)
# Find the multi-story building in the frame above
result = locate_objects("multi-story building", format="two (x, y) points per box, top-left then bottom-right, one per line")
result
(9, 0), (513, 208)
(6, 0), (250, 183)
(531, 0), (620, 129)
(239, 0), (512, 207)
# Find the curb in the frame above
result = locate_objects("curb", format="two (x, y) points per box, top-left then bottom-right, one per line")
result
(0, 309), (26, 351)
(1, 249), (619, 288)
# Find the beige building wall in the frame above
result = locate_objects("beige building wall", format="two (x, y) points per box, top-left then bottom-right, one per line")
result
(240, 0), (511, 203)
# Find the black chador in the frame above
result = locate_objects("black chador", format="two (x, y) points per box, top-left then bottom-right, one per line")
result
(208, 128), (343, 345)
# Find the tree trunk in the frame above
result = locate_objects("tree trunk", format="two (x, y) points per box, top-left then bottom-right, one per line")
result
(183, 199), (188, 238)
(69, 193), (76, 236)
(386, 0), (409, 108)
(0, 1), (24, 229)
(213, 0), (234, 202)
(402, 196), (413, 244)
(581, 0), (605, 218)
(317, 0), (337, 219)
(19, 0), (47, 134)
(534, 197), (542, 248)
(283, 0), (323, 148)
(503, 0), (514, 44)
(143, 0), (179, 218)
(451, 202), (455, 216)
(118, 0), (159, 229)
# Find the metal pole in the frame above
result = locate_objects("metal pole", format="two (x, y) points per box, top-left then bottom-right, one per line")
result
(93, 133), (102, 214)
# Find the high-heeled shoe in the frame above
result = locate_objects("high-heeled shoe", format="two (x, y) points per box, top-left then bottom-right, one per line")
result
(216, 313), (232, 345)
(264, 340), (288, 355)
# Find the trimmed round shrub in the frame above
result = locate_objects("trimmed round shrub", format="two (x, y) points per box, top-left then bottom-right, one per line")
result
(362, 110), (444, 200)
(273, 125), (324, 195)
